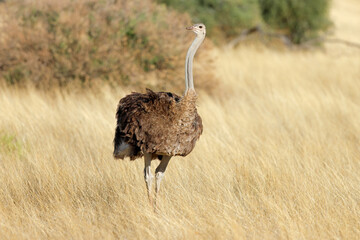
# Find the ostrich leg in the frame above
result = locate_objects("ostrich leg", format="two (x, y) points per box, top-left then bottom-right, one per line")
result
(154, 156), (171, 206)
(144, 153), (153, 203)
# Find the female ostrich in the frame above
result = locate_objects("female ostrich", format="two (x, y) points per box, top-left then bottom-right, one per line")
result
(113, 23), (205, 202)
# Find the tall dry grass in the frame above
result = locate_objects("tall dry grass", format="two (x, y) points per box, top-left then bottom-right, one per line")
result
(0, 0), (360, 239)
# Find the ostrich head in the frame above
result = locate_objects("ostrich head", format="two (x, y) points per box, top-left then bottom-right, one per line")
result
(186, 23), (206, 36)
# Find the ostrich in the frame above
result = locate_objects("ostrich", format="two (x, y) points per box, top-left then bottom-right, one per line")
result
(113, 23), (205, 203)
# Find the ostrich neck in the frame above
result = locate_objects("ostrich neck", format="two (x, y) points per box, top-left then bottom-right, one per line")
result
(185, 33), (205, 94)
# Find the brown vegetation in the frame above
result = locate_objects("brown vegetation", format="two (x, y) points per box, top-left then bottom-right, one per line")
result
(0, 0), (215, 92)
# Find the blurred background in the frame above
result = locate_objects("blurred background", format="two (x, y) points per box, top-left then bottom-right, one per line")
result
(1, 0), (355, 93)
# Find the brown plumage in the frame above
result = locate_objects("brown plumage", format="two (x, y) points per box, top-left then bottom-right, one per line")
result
(113, 89), (202, 160)
(112, 23), (206, 205)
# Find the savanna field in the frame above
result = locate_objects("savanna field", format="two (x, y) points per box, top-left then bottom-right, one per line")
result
(0, 0), (360, 239)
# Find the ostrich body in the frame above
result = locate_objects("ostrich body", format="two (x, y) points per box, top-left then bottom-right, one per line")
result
(113, 23), (206, 203)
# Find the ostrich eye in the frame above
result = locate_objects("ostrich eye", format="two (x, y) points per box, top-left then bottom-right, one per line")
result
(199, 26), (203, 29)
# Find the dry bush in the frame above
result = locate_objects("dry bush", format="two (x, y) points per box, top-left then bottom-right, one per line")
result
(0, 0), (215, 92)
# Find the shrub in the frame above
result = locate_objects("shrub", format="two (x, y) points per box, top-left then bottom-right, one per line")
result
(0, 0), (215, 92)
(159, 0), (331, 45)
(258, 0), (331, 44)
(156, 0), (261, 40)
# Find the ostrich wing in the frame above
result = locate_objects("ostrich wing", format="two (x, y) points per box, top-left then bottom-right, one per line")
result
(115, 89), (202, 158)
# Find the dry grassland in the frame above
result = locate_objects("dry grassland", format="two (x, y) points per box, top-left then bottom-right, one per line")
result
(0, 0), (359, 239)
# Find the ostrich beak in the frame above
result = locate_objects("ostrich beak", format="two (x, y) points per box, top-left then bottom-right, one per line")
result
(186, 25), (194, 30)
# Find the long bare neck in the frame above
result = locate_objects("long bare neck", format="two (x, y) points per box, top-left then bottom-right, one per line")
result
(185, 33), (205, 94)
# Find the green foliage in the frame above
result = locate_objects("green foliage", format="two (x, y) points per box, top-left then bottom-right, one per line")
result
(157, 0), (260, 39)
(4, 66), (28, 85)
(259, 0), (331, 44)
(0, 132), (24, 157)
(158, 0), (331, 44)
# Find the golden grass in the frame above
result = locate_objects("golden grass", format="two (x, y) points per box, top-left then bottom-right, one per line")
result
(0, 1), (360, 239)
